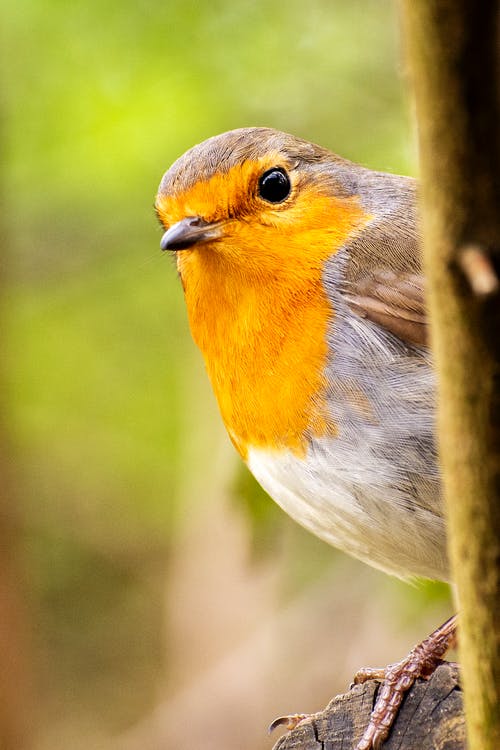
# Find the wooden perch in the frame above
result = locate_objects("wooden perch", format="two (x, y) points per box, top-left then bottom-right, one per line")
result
(272, 663), (465, 750)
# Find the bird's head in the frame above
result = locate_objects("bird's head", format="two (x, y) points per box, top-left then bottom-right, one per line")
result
(155, 127), (371, 282)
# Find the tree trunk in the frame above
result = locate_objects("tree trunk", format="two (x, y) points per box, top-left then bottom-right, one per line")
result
(0, 117), (33, 750)
(400, 2), (500, 749)
(0, 484), (32, 750)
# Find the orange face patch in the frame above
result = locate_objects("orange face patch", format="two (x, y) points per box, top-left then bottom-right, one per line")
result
(157, 158), (371, 458)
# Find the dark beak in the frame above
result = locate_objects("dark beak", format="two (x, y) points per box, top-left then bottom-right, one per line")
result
(160, 216), (222, 251)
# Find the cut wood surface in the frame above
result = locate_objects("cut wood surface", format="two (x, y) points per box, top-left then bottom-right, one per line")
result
(272, 663), (465, 750)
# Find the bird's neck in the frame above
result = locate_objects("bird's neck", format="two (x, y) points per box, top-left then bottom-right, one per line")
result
(179, 251), (336, 458)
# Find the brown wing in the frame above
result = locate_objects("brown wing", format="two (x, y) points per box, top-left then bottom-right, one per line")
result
(343, 271), (427, 347)
(337, 169), (427, 348)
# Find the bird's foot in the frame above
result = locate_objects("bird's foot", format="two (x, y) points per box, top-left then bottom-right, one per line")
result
(352, 614), (457, 749)
(269, 615), (457, 750)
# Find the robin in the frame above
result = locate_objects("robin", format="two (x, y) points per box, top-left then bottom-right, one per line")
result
(155, 128), (457, 750)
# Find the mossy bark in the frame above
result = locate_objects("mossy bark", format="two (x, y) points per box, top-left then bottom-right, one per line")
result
(401, 2), (500, 748)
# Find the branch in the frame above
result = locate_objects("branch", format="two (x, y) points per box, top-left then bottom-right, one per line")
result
(400, 2), (500, 749)
(272, 663), (465, 750)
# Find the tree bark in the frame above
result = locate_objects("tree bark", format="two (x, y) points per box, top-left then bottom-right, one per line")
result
(400, 2), (500, 749)
(0, 115), (33, 750)
(0, 486), (32, 750)
(272, 664), (465, 750)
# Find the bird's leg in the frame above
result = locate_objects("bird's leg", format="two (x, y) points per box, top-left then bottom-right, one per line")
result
(353, 614), (457, 750)
(269, 614), (458, 750)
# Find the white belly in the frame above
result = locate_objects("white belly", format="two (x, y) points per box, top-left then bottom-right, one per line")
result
(247, 441), (448, 581)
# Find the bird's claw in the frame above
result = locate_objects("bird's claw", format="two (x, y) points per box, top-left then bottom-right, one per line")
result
(268, 713), (315, 733)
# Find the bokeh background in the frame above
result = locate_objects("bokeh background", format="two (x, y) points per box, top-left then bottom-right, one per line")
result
(2, 1), (451, 749)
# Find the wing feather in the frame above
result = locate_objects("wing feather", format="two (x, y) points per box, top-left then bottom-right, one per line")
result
(338, 171), (427, 348)
(344, 271), (427, 347)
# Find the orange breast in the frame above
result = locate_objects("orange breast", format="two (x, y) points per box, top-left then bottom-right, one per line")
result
(178, 197), (367, 457)
(158, 163), (371, 458)
(184, 255), (333, 457)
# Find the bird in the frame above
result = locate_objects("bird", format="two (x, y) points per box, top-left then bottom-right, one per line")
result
(155, 127), (457, 750)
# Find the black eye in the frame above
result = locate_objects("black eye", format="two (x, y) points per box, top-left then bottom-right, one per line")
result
(258, 167), (291, 203)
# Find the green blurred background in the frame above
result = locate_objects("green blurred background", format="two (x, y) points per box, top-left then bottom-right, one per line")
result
(2, 1), (451, 749)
